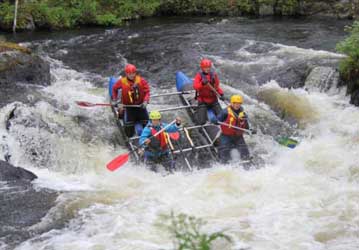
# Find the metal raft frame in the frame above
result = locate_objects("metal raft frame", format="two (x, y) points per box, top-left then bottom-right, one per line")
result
(112, 90), (221, 171)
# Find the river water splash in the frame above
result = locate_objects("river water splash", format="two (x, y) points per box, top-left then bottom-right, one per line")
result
(1, 17), (358, 250)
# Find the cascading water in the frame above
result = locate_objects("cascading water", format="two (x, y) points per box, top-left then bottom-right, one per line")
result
(1, 17), (358, 250)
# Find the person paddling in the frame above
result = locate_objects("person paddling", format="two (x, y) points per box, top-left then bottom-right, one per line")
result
(111, 64), (150, 137)
(193, 58), (224, 125)
(139, 111), (181, 173)
(217, 95), (256, 165)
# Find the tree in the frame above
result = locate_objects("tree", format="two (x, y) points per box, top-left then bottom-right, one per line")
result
(12, 0), (18, 33)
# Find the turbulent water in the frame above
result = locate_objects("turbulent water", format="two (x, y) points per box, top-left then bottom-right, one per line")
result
(1, 17), (358, 250)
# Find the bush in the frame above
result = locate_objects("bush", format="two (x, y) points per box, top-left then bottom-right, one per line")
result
(0, 1), (15, 29)
(336, 21), (359, 91)
(96, 13), (120, 26)
(158, 211), (232, 250)
(0, 0), (162, 30)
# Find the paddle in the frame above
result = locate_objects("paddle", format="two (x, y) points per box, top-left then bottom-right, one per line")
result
(276, 137), (299, 148)
(76, 101), (112, 107)
(151, 90), (194, 98)
(207, 83), (229, 105)
(106, 119), (177, 171)
(217, 121), (254, 135)
(76, 101), (141, 108)
(169, 131), (180, 140)
(208, 85), (299, 149)
(217, 121), (299, 148)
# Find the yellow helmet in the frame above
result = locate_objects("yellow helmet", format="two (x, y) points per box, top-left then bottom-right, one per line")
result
(149, 110), (161, 120)
(230, 95), (243, 104)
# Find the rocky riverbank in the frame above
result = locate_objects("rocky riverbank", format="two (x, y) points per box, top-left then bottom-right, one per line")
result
(0, 41), (50, 108)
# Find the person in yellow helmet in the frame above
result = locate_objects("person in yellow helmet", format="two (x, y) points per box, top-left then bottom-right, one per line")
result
(216, 95), (255, 165)
(139, 111), (181, 172)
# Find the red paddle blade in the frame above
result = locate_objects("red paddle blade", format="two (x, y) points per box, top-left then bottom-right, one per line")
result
(76, 101), (96, 107)
(106, 153), (130, 171)
(169, 131), (180, 141)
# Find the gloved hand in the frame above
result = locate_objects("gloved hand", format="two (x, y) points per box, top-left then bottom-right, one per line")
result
(219, 94), (225, 101)
(212, 120), (219, 125)
(175, 116), (181, 126)
(141, 101), (148, 109)
(110, 99), (118, 107)
(202, 80), (208, 85)
(249, 128), (257, 135)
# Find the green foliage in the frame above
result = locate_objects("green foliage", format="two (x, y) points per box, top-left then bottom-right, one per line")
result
(96, 13), (120, 26)
(158, 0), (250, 15)
(0, 0), (162, 30)
(0, 0), (349, 30)
(336, 21), (359, 88)
(158, 211), (232, 250)
(0, 1), (14, 28)
(237, 0), (257, 14)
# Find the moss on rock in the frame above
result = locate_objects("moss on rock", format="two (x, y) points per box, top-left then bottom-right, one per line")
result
(0, 41), (31, 54)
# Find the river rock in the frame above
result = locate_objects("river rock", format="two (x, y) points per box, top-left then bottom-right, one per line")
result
(0, 160), (59, 249)
(0, 42), (50, 87)
(304, 66), (339, 92)
(0, 160), (37, 182)
(350, 88), (359, 106)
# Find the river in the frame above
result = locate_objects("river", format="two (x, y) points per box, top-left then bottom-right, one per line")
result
(1, 16), (358, 250)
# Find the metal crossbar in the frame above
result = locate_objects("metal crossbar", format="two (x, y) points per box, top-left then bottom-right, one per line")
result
(158, 105), (197, 112)
(151, 90), (195, 98)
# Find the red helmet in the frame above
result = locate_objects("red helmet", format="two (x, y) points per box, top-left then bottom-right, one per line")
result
(200, 59), (212, 69)
(125, 64), (137, 74)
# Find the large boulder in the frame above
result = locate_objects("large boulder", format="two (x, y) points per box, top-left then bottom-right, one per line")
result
(0, 160), (37, 182)
(350, 88), (359, 106)
(0, 42), (50, 87)
(304, 66), (340, 92)
(0, 160), (59, 248)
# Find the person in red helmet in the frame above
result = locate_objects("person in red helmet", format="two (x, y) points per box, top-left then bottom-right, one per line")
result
(111, 64), (150, 137)
(193, 58), (224, 125)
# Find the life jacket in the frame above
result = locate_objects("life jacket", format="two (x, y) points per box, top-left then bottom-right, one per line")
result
(220, 107), (247, 136)
(120, 75), (142, 104)
(195, 71), (216, 100)
(150, 125), (168, 151)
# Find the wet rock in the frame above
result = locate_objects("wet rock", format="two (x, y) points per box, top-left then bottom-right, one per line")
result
(350, 88), (359, 106)
(0, 160), (37, 182)
(253, 59), (309, 89)
(0, 42), (50, 87)
(0, 183), (58, 249)
(304, 66), (339, 92)
(0, 160), (58, 249)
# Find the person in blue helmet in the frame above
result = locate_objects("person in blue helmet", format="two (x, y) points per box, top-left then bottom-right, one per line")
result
(139, 110), (181, 172)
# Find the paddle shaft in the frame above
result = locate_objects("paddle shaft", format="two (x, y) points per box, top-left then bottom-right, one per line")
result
(217, 121), (253, 135)
(207, 83), (229, 106)
(151, 91), (195, 98)
(131, 119), (177, 153)
(76, 101), (141, 108)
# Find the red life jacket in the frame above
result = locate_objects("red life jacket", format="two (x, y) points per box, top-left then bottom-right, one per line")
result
(120, 75), (144, 105)
(151, 126), (168, 151)
(220, 107), (247, 136)
(195, 71), (216, 100)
